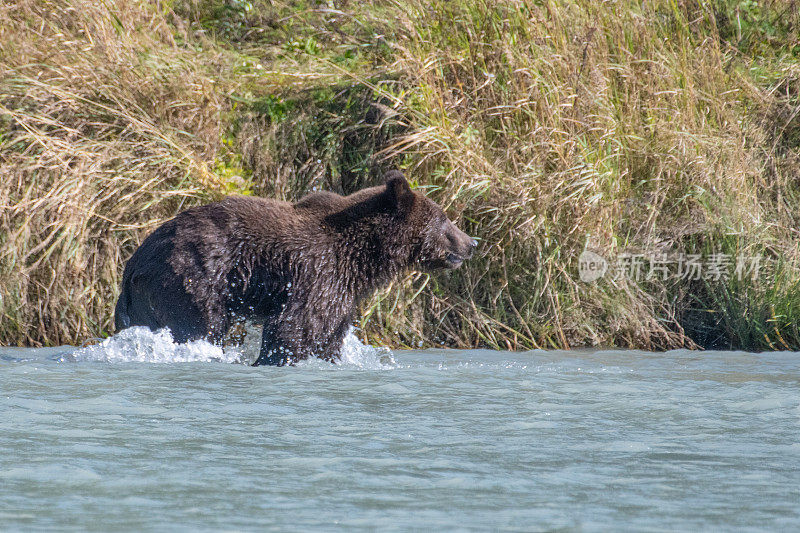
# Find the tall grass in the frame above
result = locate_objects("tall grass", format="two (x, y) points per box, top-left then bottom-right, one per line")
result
(2, 0), (799, 351)
(0, 0), (225, 345)
(358, 0), (800, 351)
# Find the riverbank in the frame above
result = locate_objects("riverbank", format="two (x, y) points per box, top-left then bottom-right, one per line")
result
(1, 0), (799, 350)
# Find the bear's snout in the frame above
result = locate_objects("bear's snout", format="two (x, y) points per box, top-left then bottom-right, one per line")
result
(442, 223), (477, 268)
(466, 238), (478, 257)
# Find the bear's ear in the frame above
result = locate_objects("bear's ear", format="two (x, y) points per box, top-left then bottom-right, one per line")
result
(384, 170), (414, 213)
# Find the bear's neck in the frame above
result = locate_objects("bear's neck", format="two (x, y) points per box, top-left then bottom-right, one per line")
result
(328, 226), (409, 303)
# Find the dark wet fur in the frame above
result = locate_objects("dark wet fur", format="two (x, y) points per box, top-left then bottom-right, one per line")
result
(115, 171), (476, 365)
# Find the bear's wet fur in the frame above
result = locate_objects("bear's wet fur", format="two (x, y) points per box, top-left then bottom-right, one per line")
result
(114, 171), (476, 365)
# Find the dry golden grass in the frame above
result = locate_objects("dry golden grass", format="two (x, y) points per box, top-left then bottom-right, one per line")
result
(2, 0), (800, 350)
(357, 0), (800, 350)
(0, 0), (226, 345)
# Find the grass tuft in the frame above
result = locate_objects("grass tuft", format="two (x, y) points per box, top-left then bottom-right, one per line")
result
(2, 0), (800, 351)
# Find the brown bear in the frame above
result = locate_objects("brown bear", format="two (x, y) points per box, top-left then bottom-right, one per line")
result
(114, 171), (476, 365)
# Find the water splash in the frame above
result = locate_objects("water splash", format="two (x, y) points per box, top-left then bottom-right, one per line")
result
(67, 327), (247, 364)
(330, 328), (398, 370)
(257, 328), (396, 370)
(65, 326), (394, 368)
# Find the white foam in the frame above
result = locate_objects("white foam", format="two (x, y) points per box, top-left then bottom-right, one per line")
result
(67, 327), (246, 364)
(66, 326), (394, 368)
(292, 329), (398, 370)
(337, 329), (398, 369)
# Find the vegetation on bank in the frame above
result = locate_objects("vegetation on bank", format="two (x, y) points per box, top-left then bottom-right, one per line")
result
(1, 0), (799, 351)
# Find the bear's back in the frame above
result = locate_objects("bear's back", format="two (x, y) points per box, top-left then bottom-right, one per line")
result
(293, 190), (348, 213)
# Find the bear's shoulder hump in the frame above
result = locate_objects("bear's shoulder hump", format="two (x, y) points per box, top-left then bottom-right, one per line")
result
(294, 191), (347, 213)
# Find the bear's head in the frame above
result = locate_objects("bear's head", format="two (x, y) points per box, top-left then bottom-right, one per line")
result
(383, 170), (477, 271)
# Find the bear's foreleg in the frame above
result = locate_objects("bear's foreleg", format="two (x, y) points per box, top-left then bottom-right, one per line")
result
(251, 300), (352, 366)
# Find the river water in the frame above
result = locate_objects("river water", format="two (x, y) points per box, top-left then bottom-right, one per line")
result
(1, 327), (799, 531)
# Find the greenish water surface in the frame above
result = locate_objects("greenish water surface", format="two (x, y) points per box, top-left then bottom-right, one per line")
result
(2, 328), (799, 531)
